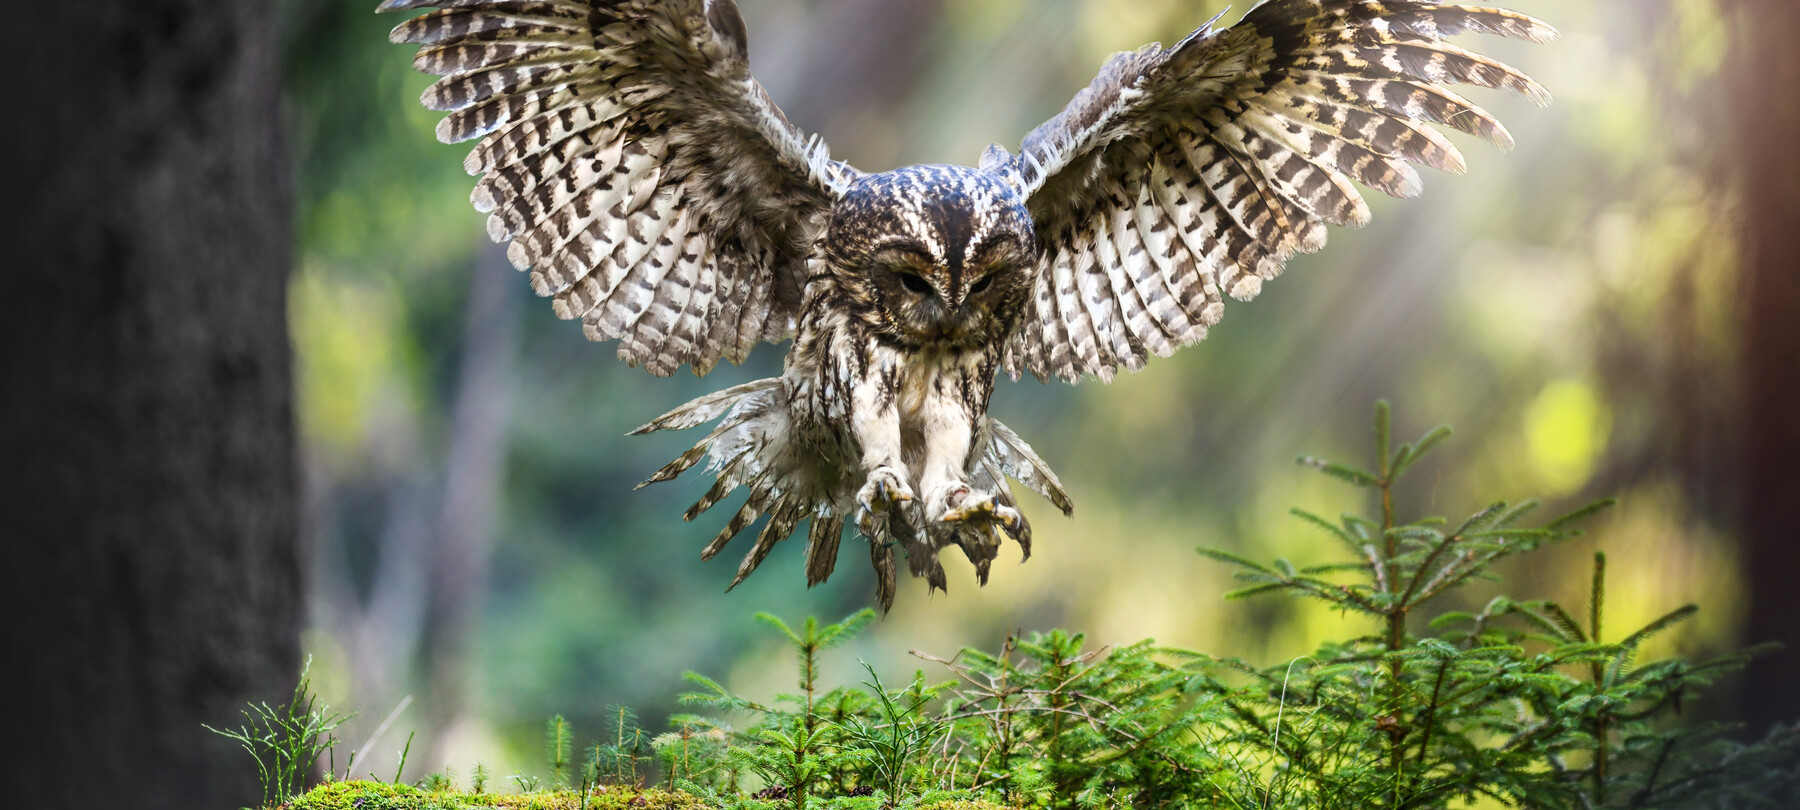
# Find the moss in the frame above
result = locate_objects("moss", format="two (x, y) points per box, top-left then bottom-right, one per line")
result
(288, 781), (709, 810)
(285, 782), (1009, 810)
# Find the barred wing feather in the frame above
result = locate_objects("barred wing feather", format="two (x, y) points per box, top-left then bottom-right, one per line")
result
(1001, 0), (1554, 383)
(381, 0), (861, 376)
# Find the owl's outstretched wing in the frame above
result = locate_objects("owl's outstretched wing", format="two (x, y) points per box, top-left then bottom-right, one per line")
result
(381, 0), (861, 376)
(999, 0), (1553, 383)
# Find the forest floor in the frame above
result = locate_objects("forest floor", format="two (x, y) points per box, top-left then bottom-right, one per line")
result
(286, 781), (1006, 810)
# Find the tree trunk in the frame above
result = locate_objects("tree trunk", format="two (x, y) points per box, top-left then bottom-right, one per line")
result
(1729, 0), (1800, 734)
(1, 3), (300, 808)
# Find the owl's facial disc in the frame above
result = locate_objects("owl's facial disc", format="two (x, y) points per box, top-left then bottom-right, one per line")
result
(826, 165), (1037, 351)
(867, 238), (1032, 348)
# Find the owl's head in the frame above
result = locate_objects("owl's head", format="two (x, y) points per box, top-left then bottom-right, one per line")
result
(824, 165), (1036, 352)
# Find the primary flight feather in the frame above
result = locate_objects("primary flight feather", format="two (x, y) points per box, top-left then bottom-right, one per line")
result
(380, 0), (1554, 610)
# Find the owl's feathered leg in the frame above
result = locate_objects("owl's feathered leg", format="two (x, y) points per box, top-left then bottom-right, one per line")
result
(847, 370), (915, 521)
(634, 379), (1075, 610)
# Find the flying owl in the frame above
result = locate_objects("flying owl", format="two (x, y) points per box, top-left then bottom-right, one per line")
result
(380, 0), (1553, 610)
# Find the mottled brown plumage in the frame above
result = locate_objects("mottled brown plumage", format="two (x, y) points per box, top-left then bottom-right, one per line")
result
(381, 0), (1553, 610)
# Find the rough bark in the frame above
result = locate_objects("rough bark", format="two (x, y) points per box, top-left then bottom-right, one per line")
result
(1729, 0), (1800, 734)
(1, 3), (300, 807)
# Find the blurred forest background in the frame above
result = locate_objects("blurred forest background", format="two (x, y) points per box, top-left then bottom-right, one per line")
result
(8, 0), (1798, 807)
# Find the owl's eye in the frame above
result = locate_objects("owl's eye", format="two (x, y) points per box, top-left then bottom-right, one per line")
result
(968, 274), (995, 295)
(896, 272), (933, 295)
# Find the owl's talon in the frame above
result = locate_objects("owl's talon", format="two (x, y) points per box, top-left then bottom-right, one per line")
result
(938, 489), (1023, 539)
(857, 466), (914, 517)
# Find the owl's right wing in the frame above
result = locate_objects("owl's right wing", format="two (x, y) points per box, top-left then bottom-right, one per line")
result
(998, 0), (1554, 383)
(381, 0), (862, 376)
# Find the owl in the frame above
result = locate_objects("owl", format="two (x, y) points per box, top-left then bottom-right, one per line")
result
(382, 0), (1553, 610)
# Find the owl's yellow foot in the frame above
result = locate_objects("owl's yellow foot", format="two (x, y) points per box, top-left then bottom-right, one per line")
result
(856, 466), (916, 538)
(938, 486), (1023, 539)
(857, 466), (914, 515)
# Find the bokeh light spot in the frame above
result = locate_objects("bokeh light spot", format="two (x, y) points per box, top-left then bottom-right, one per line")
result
(292, 271), (408, 457)
(1524, 380), (1612, 495)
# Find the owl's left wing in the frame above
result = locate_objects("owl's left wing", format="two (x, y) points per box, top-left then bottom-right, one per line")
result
(382, 0), (861, 376)
(999, 0), (1553, 383)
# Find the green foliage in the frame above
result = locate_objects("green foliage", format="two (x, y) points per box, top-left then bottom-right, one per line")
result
(547, 715), (575, 788)
(394, 729), (415, 785)
(586, 704), (654, 793)
(510, 772), (542, 794)
(730, 719), (869, 810)
(205, 658), (352, 806)
(656, 403), (1797, 809)
(654, 717), (735, 793)
(829, 664), (945, 800)
(754, 610), (877, 733)
(263, 403), (1799, 809)
(677, 609), (882, 806)
(1178, 402), (1800, 810)
(423, 767), (454, 793)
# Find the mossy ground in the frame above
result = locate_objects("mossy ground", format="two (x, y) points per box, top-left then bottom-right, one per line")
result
(289, 781), (702, 810)
(287, 781), (1004, 810)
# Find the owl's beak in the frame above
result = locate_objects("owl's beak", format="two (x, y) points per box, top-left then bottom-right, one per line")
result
(925, 303), (977, 342)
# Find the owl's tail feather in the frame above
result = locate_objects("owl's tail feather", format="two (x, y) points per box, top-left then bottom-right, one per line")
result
(633, 377), (1073, 611)
(633, 377), (856, 594)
